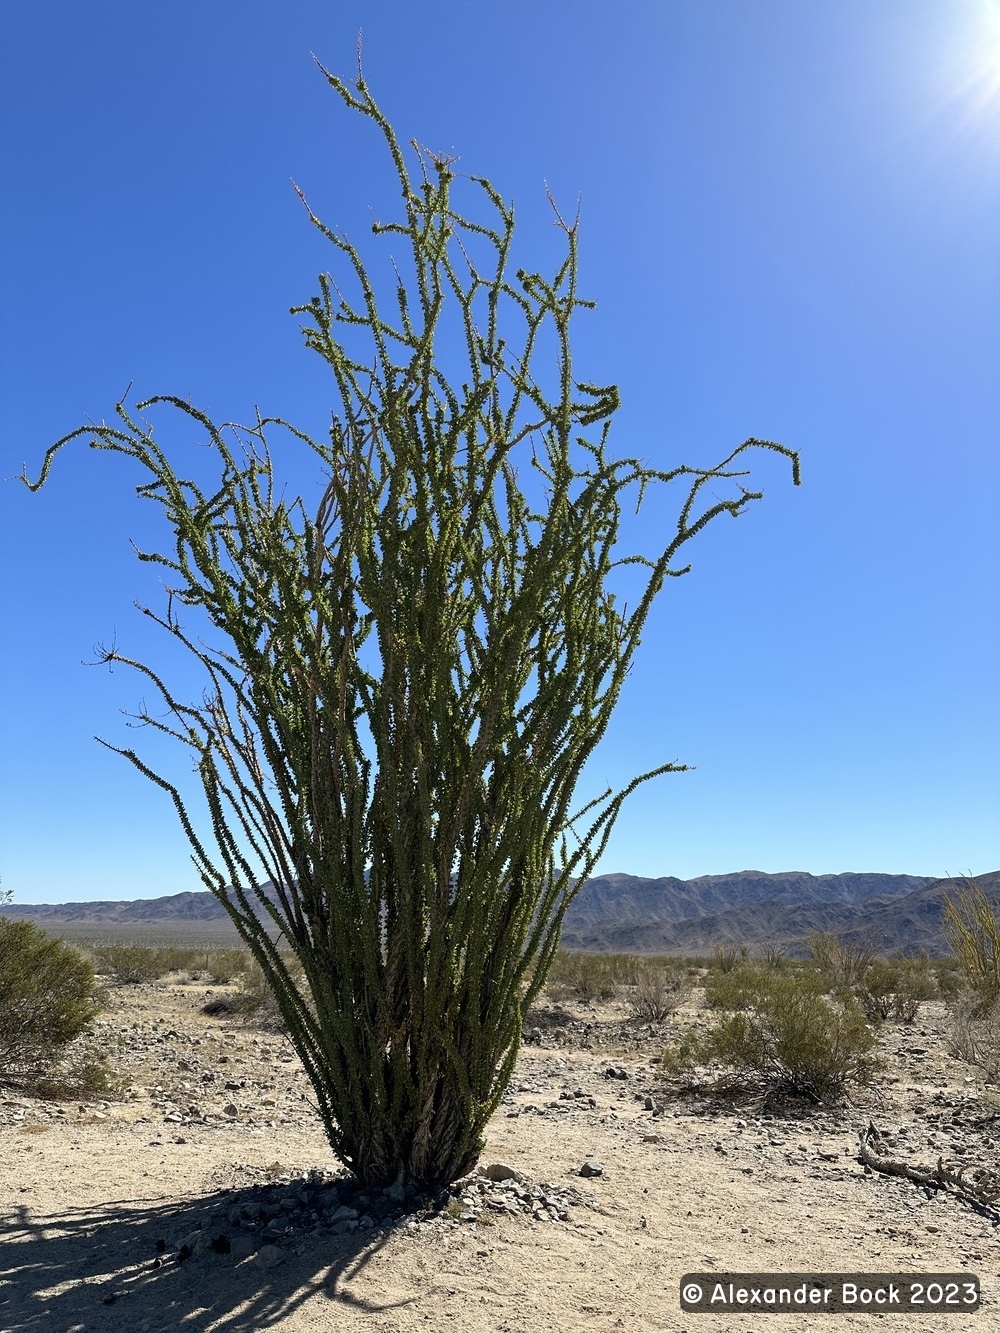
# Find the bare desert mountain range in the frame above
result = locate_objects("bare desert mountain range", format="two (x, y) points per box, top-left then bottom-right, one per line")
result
(561, 870), (1000, 955)
(6, 869), (999, 956)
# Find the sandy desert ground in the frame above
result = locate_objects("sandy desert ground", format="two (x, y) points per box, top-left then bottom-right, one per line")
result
(1, 976), (997, 1333)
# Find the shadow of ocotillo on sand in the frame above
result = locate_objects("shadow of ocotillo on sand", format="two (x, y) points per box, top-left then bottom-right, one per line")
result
(0, 1181), (416, 1333)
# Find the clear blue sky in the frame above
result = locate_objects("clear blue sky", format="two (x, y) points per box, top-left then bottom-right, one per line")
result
(2, 1), (997, 903)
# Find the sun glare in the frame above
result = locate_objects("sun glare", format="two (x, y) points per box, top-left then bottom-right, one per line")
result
(944, 0), (1000, 124)
(892, 0), (1000, 171)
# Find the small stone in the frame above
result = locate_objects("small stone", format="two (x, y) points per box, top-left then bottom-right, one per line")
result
(180, 1229), (207, 1255)
(579, 1160), (604, 1178)
(223, 1104), (238, 1117)
(482, 1162), (520, 1183)
(253, 1244), (285, 1269)
(229, 1235), (257, 1262)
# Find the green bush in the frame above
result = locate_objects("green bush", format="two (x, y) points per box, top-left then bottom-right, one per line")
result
(856, 958), (937, 1023)
(32, 1056), (124, 1101)
(688, 967), (878, 1103)
(703, 962), (779, 1011)
(659, 1030), (702, 1078)
(89, 941), (248, 983)
(202, 948), (248, 984)
(0, 920), (102, 1079)
(91, 943), (175, 983)
(933, 958), (965, 999)
(808, 931), (877, 993)
(544, 950), (629, 1003)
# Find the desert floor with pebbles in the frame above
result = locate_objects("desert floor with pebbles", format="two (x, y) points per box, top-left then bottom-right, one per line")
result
(1, 979), (998, 1332)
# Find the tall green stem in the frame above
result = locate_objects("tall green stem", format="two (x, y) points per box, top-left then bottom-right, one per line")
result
(23, 62), (799, 1187)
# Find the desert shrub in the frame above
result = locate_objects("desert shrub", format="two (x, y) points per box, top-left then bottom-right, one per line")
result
(693, 969), (878, 1103)
(90, 941), (245, 982)
(855, 960), (902, 1022)
(703, 962), (771, 1011)
(170, 947), (207, 977)
(808, 931), (877, 993)
(0, 919), (102, 1080)
(933, 957), (965, 999)
(545, 950), (625, 1003)
(202, 949), (248, 984)
(711, 943), (747, 974)
(229, 958), (286, 1029)
(947, 991), (1000, 1082)
(756, 942), (788, 970)
(659, 1030), (702, 1077)
(627, 959), (690, 1022)
(209, 956), (305, 1030)
(856, 957), (937, 1023)
(32, 1056), (124, 1101)
(943, 878), (1000, 1009)
(92, 943), (175, 983)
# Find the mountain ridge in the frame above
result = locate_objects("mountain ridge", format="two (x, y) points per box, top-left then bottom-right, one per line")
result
(560, 871), (1000, 956)
(8, 869), (994, 956)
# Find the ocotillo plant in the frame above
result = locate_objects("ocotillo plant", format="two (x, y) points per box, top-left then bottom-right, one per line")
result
(24, 63), (799, 1188)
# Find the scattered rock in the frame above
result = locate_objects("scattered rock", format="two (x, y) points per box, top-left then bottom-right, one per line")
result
(179, 1228), (208, 1257)
(229, 1234), (257, 1263)
(253, 1243), (285, 1269)
(482, 1161), (520, 1182)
